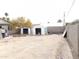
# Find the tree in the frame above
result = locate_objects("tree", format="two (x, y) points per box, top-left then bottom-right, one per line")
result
(17, 17), (26, 27)
(4, 12), (9, 21)
(10, 17), (32, 30)
(71, 19), (79, 24)
(5, 12), (8, 17)
(9, 20), (18, 30)
(57, 19), (62, 23)
(2, 17), (5, 20)
(25, 19), (32, 28)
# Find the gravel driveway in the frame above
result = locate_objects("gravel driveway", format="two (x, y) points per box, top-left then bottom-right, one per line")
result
(0, 35), (73, 59)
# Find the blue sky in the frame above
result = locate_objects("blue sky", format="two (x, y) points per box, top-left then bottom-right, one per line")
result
(0, 0), (78, 26)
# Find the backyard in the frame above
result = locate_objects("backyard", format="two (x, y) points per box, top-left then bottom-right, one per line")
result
(0, 35), (73, 59)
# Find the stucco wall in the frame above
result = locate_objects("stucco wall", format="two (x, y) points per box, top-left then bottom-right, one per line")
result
(66, 24), (79, 59)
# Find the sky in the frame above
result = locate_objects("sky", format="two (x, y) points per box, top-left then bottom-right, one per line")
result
(0, 0), (78, 26)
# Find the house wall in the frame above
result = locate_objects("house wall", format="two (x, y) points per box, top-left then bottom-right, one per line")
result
(2, 25), (8, 31)
(66, 24), (79, 59)
(0, 19), (9, 36)
(0, 25), (9, 37)
(0, 25), (9, 36)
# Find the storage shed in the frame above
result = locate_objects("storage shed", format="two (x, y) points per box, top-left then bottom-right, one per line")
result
(31, 24), (46, 35)
(19, 27), (30, 35)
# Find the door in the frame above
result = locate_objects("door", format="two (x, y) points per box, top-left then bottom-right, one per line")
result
(23, 28), (28, 34)
(35, 28), (41, 35)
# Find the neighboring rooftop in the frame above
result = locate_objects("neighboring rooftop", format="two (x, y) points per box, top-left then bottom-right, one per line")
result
(0, 18), (9, 25)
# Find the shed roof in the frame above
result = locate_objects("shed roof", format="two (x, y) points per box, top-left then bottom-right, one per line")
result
(32, 24), (40, 26)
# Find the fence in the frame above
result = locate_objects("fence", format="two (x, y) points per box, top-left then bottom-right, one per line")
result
(66, 24), (79, 59)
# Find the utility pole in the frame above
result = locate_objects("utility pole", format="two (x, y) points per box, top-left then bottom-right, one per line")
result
(62, 0), (76, 27)
(63, 12), (66, 26)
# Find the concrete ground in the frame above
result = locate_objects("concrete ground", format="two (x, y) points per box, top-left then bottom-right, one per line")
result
(0, 35), (73, 59)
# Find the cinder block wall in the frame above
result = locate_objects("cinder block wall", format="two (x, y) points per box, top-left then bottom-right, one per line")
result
(66, 24), (79, 59)
(47, 26), (65, 34)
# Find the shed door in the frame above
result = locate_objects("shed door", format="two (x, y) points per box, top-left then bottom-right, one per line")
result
(35, 28), (41, 35)
(23, 29), (28, 34)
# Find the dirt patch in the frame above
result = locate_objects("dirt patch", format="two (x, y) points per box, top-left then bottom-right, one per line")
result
(0, 35), (73, 59)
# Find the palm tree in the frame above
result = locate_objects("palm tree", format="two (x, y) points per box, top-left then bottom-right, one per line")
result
(5, 12), (8, 17)
(4, 12), (9, 21)
(57, 19), (62, 23)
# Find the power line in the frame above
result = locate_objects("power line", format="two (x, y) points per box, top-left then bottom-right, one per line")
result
(63, 0), (76, 26)
(67, 0), (76, 16)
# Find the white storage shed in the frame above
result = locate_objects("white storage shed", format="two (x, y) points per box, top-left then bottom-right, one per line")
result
(31, 24), (47, 35)
(20, 27), (31, 35)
